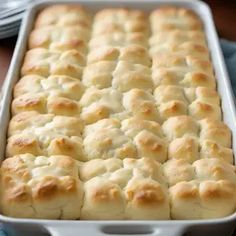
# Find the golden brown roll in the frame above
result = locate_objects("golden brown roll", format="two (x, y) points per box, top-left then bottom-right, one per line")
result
(83, 57), (153, 93)
(188, 100), (221, 120)
(34, 4), (91, 28)
(184, 87), (220, 105)
(168, 136), (199, 163)
(83, 118), (167, 162)
(79, 157), (169, 220)
(163, 159), (195, 186)
(12, 93), (81, 117)
(154, 85), (187, 104)
(29, 26), (90, 54)
(134, 130), (167, 163)
(152, 55), (215, 88)
(82, 61), (116, 89)
(93, 8), (149, 35)
(152, 55), (213, 73)
(193, 158), (236, 183)
(83, 118), (120, 137)
(162, 115), (199, 141)
(169, 180), (236, 219)
(89, 32), (148, 49)
(199, 118), (231, 148)
(83, 127), (137, 160)
(7, 112), (84, 160)
(112, 61), (153, 92)
(200, 140), (233, 164)
(121, 117), (163, 138)
(150, 7), (202, 32)
(124, 177), (169, 220)
(88, 45), (151, 66)
(150, 42), (209, 59)
(0, 154), (83, 219)
(123, 89), (160, 122)
(149, 30), (206, 47)
(80, 87), (125, 124)
(8, 111), (83, 136)
(21, 49), (85, 78)
(14, 75), (84, 100)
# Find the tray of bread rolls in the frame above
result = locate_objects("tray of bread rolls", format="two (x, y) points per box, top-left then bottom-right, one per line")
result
(0, 0), (236, 236)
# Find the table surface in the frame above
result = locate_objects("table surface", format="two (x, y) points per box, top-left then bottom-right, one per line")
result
(0, 1), (236, 235)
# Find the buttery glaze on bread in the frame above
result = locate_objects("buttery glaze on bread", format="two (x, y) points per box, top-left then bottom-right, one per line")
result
(1, 155), (235, 219)
(6, 112), (85, 160)
(0, 154), (83, 219)
(93, 8), (149, 35)
(1, 5), (235, 220)
(29, 26), (90, 54)
(34, 5), (92, 28)
(21, 49), (86, 78)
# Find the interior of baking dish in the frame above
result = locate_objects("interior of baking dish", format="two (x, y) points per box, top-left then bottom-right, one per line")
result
(0, 2), (236, 222)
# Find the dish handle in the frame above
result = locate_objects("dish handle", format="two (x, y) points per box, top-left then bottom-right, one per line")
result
(46, 223), (186, 236)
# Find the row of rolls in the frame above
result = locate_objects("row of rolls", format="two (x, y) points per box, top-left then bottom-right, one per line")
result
(1, 5), (236, 220)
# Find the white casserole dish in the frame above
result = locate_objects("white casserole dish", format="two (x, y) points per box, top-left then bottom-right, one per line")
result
(0, 0), (236, 235)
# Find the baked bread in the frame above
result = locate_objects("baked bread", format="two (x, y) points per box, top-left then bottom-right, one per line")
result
(21, 48), (85, 78)
(162, 115), (199, 140)
(0, 154), (83, 219)
(154, 85), (221, 121)
(199, 118), (231, 148)
(152, 55), (215, 88)
(112, 61), (153, 92)
(82, 61), (116, 89)
(82, 60), (153, 91)
(34, 5), (92, 28)
(79, 157), (169, 220)
(11, 93), (81, 116)
(152, 54), (212, 71)
(150, 42), (209, 59)
(83, 123), (137, 160)
(1, 5), (235, 221)
(83, 118), (167, 163)
(87, 45), (151, 66)
(123, 89), (160, 122)
(29, 26), (90, 54)
(150, 7), (202, 32)
(169, 180), (236, 219)
(80, 87), (125, 124)
(121, 117), (163, 138)
(93, 8), (149, 35)
(14, 75), (84, 99)
(163, 158), (236, 187)
(163, 159), (195, 186)
(163, 115), (232, 163)
(149, 30), (206, 47)
(89, 32), (148, 49)
(168, 136), (199, 163)
(8, 111), (83, 137)
(200, 140), (233, 164)
(6, 112), (85, 160)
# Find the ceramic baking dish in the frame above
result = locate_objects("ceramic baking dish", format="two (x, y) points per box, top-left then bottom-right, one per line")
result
(0, 0), (236, 235)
